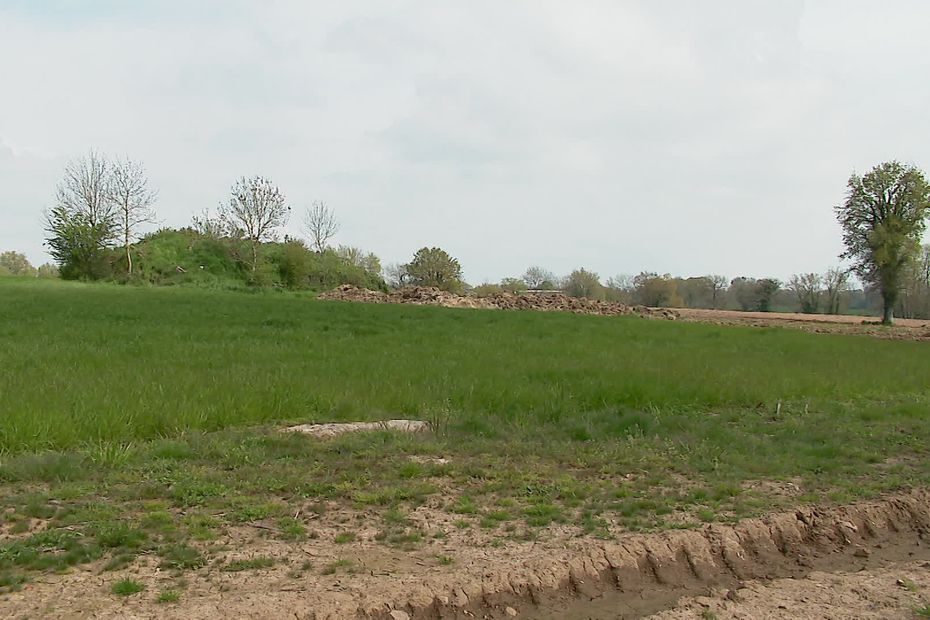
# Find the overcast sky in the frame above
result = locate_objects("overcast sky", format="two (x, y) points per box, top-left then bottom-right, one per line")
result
(2, 1), (929, 284)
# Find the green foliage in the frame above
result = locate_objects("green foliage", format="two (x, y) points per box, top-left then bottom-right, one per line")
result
(632, 272), (681, 307)
(0, 251), (36, 277)
(836, 161), (930, 323)
(730, 277), (781, 312)
(563, 268), (605, 300)
(404, 247), (463, 292)
(45, 206), (116, 280)
(111, 579), (144, 596)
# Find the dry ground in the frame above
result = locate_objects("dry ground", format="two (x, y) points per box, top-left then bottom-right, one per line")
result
(5, 492), (930, 620)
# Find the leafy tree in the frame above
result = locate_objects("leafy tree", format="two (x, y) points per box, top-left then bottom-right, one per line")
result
(499, 277), (527, 293)
(836, 161), (930, 324)
(562, 268), (605, 299)
(221, 176), (289, 272)
(404, 247), (463, 292)
(45, 206), (115, 280)
(632, 272), (681, 307)
(755, 278), (781, 312)
(0, 251), (36, 276)
(45, 151), (118, 279)
(787, 273), (822, 314)
(278, 239), (314, 289)
(36, 263), (60, 279)
(730, 277), (780, 312)
(522, 266), (556, 290)
(336, 245), (380, 277)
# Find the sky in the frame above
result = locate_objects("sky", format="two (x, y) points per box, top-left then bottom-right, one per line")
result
(2, 0), (929, 284)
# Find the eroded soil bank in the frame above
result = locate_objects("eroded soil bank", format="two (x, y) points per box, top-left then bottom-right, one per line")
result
(5, 491), (930, 619)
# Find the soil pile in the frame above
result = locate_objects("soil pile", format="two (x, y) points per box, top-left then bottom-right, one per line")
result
(319, 285), (680, 320)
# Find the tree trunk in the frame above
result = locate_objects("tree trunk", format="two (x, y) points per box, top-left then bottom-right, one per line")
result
(882, 294), (895, 325)
(251, 241), (258, 272)
(125, 225), (132, 275)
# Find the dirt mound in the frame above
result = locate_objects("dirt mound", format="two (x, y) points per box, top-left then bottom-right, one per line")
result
(318, 285), (679, 320)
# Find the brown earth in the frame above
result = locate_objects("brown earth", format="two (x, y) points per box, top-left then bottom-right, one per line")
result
(317, 285), (679, 320)
(676, 307), (930, 341)
(5, 491), (930, 619)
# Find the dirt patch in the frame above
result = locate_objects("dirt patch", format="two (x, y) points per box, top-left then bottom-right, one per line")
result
(648, 561), (930, 619)
(318, 285), (679, 320)
(676, 307), (930, 341)
(5, 491), (930, 619)
(286, 420), (430, 438)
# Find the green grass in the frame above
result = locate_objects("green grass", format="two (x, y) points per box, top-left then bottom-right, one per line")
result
(0, 278), (929, 579)
(223, 556), (276, 572)
(111, 578), (145, 596)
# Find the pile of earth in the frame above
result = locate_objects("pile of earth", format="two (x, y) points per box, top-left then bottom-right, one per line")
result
(318, 285), (679, 320)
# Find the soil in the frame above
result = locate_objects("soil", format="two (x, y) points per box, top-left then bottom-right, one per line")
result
(676, 307), (930, 341)
(319, 286), (930, 340)
(318, 286), (679, 320)
(5, 491), (930, 619)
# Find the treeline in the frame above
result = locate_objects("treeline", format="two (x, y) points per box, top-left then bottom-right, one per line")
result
(14, 153), (930, 320)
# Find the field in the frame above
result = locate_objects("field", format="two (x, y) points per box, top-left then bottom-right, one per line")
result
(1, 277), (930, 618)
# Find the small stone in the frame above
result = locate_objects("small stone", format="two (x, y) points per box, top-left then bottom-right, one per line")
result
(505, 607), (518, 617)
(389, 611), (410, 620)
(725, 589), (740, 602)
(853, 548), (870, 558)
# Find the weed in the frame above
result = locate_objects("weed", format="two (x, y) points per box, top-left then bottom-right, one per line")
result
(224, 556), (276, 572)
(112, 579), (145, 596)
(157, 590), (181, 603)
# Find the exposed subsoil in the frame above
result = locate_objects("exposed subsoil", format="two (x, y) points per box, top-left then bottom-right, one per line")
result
(675, 307), (930, 341)
(318, 285), (680, 320)
(5, 491), (930, 619)
(318, 285), (930, 340)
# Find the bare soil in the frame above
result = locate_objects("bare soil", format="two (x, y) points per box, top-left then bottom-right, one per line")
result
(318, 285), (679, 320)
(676, 307), (930, 341)
(5, 491), (930, 619)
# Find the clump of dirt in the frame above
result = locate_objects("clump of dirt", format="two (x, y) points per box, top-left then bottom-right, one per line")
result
(318, 285), (680, 320)
(285, 419), (429, 438)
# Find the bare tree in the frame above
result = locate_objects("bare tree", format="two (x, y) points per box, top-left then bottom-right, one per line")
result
(55, 149), (118, 235)
(787, 273), (823, 314)
(383, 262), (409, 289)
(221, 176), (289, 271)
(109, 157), (157, 275)
(708, 275), (728, 309)
(303, 201), (339, 253)
(822, 267), (850, 315)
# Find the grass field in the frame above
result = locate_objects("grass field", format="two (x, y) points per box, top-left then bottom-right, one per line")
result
(1, 277), (929, 591)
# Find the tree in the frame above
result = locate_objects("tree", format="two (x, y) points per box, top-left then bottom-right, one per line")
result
(404, 247), (463, 291)
(55, 150), (117, 235)
(46, 151), (118, 279)
(730, 277), (781, 312)
(822, 267), (849, 315)
(109, 157), (157, 275)
(36, 263), (59, 279)
(836, 161), (930, 324)
(632, 272), (681, 307)
(383, 263), (409, 289)
(336, 245), (380, 277)
(0, 251), (36, 276)
(304, 201), (339, 253)
(191, 207), (234, 239)
(221, 176), (289, 272)
(499, 277), (527, 293)
(708, 275), (728, 309)
(562, 268), (605, 299)
(787, 273), (822, 314)
(522, 266), (556, 290)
